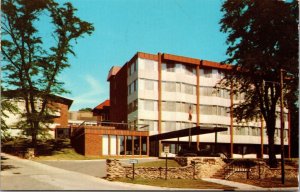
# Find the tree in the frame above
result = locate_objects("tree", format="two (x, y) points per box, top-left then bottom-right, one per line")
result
(1, 93), (18, 140)
(1, 0), (94, 148)
(79, 107), (93, 112)
(219, 0), (298, 167)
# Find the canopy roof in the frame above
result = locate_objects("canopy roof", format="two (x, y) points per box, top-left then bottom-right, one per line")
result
(149, 126), (227, 141)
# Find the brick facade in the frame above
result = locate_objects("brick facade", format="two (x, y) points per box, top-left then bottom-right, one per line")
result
(53, 102), (69, 127)
(109, 66), (128, 123)
(71, 126), (149, 157)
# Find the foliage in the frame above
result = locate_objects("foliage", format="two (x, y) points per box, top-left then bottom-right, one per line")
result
(79, 107), (93, 112)
(1, 0), (94, 147)
(1, 95), (19, 140)
(219, 0), (298, 167)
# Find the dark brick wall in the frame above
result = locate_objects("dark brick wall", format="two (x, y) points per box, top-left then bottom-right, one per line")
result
(85, 129), (102, 156)
(53, 103), (69, 127)
(109, 64), (128, 123)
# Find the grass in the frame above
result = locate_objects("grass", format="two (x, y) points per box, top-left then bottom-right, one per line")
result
(32, 148), (101, 160)
(2, 138), (100, 160)
(135, 159), (181, 167)
(114, 178), (236, 190)
(230, 178), (299, 188)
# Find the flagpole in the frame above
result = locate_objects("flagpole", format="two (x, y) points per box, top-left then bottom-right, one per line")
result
(189, 105), (192, 149)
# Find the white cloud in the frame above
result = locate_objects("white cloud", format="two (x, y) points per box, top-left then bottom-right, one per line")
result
(70, 74), (107, 110)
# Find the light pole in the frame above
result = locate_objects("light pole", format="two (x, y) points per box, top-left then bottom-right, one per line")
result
(280, 69), (285, 184)
(263, 69), (286, 184)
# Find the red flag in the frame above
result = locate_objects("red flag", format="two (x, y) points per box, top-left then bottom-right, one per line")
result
(188, 105), (192, 121)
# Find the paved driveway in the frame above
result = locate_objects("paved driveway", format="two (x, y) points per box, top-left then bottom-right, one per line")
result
(0, 153), (168, 190)
(36, 158), (161, 178)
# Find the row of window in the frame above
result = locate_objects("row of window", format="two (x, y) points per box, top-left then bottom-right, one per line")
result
(139, 99), (196, 113)
(139, 119), (286, 138)
(275, 112), (288, 121)
(102, 135), (147, 156)
(139, 99), (230, 116)
(200, 87), (231, 99)
(162, 63), (224, 79)
(139, 119), (197, 132)
(219, 126), (288, 138)
(141, 79), (234, 99)
(131, 59), (225, 79)
(201, 105), (230, 116)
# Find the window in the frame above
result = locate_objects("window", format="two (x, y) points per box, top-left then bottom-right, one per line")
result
(162, 121), (176, 132)
(217, 70), (224, 79)
(200, 105), (212, 115)
(133, 100), (138, 111)
(184, 84), (194, 95)
(145, 80), (154, 90)
(163, 82), (176, 92)
(144, 59), (155, 71)
(144, 100), (154, 111)
(141, 136), (147, 155)
(128, 99), (138, 113)
(282, 129), (288, 139)
(134, 80), (137, 92)
(176, 102), (182, 112)
(166, 63), (175, 72)
(118, 136), (125, 155)
(185, 65), (195, 75)
(220, 89), (230, 99)
(131, 62), (135, 75)
(126, 136), (133, 155)
(200, 87), (213, 96)
(133, 136), (140, 155)
(203, 69), (212, 78)
(131, 82), (135, 93)
(128, 85), (131, 95)
(141, 119), (157, 131)
(110, 135), (117, 155)
(251, 127), (259, 136)
(176, 83), (181, 92)
(102, 135), (109, 155)
(128, 80), (137, 95)
(162, 101), (176, 112)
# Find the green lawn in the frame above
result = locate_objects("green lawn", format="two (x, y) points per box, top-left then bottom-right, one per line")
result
(33, 148), (101, 160)
(114, 178), (236, 190)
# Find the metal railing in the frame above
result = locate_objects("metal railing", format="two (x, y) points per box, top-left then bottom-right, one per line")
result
(223, 159), (253, 179)
(70, 121), (149, 132)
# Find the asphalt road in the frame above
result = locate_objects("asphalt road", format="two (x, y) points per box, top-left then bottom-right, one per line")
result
(36, 158), (162, 178)
(0, 153), (168, 190)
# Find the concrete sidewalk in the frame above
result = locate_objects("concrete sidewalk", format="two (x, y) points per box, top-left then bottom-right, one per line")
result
(202, 178), (299, 191)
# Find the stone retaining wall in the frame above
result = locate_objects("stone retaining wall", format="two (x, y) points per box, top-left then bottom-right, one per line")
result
(106, 157), (225, 180)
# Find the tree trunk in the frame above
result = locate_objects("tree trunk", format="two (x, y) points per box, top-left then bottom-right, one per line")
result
(31, 121), (39, 152)
(266, 119), (278, 168)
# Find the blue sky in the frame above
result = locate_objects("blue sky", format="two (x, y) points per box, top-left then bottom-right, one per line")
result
(57, 0), (228, 111)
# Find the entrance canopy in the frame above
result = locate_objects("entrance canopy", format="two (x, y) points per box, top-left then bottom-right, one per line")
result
(149, 126), (227, 141)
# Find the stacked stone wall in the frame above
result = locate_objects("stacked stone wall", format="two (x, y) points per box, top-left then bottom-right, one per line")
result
(106, 157), (225, 180)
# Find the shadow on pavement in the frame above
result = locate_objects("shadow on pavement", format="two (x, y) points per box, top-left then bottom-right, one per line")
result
(1, 155), (18, 171)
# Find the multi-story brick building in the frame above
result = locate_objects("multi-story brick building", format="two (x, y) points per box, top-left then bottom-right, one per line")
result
(106, 52), (290, 158)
